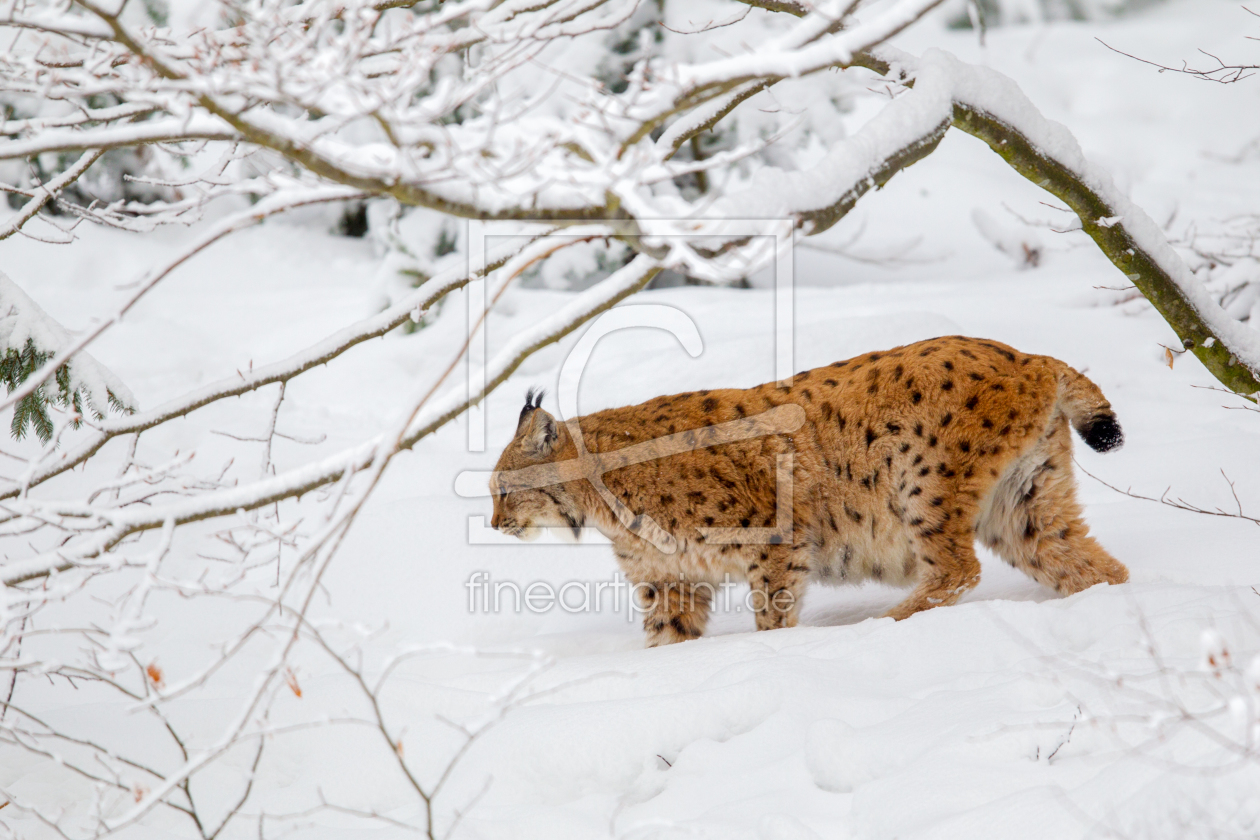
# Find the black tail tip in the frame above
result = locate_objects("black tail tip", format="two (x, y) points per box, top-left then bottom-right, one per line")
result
(1079, 414), (1124, 453)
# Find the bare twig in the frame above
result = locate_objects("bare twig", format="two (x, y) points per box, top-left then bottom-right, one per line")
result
(1076, 461), (1260, 528)
(1097, 39), (1259, 84)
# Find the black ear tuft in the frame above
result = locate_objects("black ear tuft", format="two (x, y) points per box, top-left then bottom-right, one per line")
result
(519, 387), (547, 425)
(1078, 413), (1124, 453)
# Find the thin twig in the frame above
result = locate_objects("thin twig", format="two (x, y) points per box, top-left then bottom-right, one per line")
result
(1076, 460), (1260, 528)
(1098, 38), (1259, 84)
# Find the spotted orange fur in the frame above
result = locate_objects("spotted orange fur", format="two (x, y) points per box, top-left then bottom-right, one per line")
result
(490, 336), (1128, 646)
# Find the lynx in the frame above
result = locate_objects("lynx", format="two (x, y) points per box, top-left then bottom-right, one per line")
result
(489, 336), (1128, 646)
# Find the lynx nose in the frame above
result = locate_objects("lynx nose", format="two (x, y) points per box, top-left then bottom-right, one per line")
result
(490, 511), (501, 530)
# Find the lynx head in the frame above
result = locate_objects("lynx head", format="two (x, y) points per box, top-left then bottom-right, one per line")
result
(489, 389), (584, 541)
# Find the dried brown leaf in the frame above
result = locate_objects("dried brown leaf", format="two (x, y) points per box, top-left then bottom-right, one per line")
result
(285, 667), (302, 698)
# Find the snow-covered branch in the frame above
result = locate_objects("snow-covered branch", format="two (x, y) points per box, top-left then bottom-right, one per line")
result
(0, 184), (369, 425)
(855, 47), (1260, 395)
(1, 247), (658, 586)
(0, 119), (237, 160)
(0, 148), (104, 241)
(0, 228), (543, 499)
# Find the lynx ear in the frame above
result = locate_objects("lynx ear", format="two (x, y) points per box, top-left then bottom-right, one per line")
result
(518, 387), (546, 427)
(521, 407), (559, 458)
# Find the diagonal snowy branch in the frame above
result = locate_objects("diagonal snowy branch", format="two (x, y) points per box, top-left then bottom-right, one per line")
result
(856, 46), (1260, 395)
(623, 0), (946, 145)
(0, 148), (104, 241)
(0, 184), (370, 424)
(706, 77), (951, 233)
(0, 248), (659, 585)
(0, 231), (549, 499)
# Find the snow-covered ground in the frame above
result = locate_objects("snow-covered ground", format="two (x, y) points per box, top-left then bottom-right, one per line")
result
(3, 1), (1260, 837)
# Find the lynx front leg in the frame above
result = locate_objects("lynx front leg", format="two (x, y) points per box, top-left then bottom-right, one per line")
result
(635, 579), (713, 646)
(747, 545), (810, 631)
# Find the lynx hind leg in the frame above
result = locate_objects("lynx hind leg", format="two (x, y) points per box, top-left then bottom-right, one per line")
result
(977, 414), (1128, 595)
(636, 579), (713, 646)
(884, 515), (982, 621)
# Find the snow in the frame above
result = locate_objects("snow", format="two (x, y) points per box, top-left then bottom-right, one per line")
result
(3, 1), (1260, 838)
